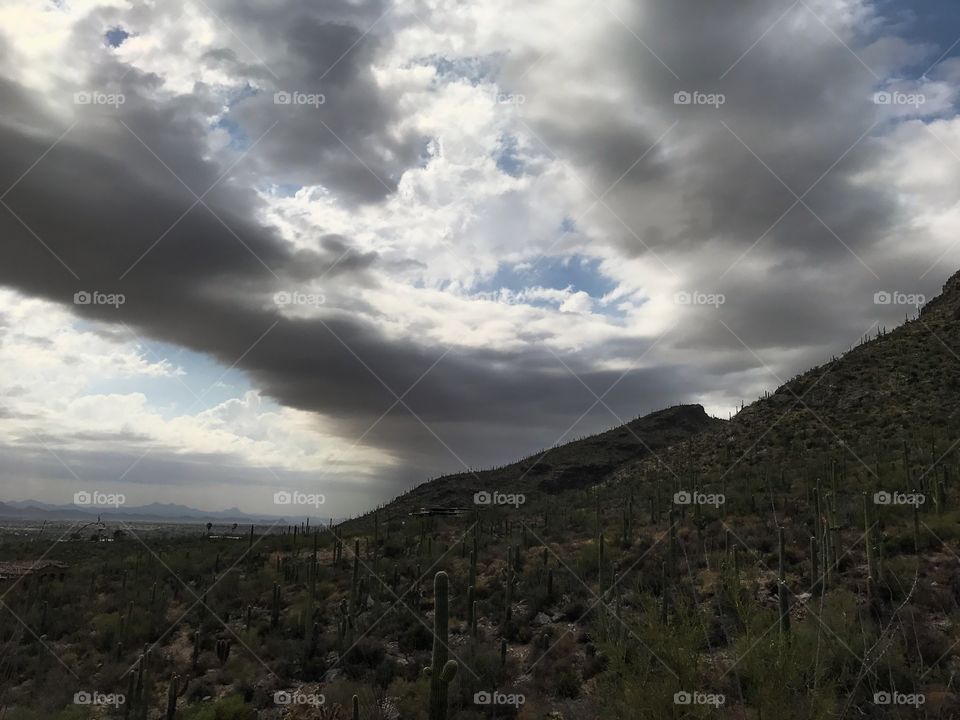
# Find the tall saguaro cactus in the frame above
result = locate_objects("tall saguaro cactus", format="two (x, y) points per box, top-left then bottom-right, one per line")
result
(778, 526), (790, 636)
(271, 583), (281, 628)
(809, 535), (819, 592)
(349, 539), (361, 630)
(668, 510), (678, 579)
(165, 673), (188, 720)
(425, 571), (458, 720)
(502, 553), (513, 636)
(863, 493), (875, 581)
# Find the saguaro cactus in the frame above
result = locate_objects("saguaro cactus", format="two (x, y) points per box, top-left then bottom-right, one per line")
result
(271, 583), (281, 628)
(467, 586), (475, 630)
(502, 554), (513, 636)
(130, 648), (152, 720)
(165, 673), (188, 720)
(468, 549), (477, 591)
(349, 539), (361, 629)
(660, 561), (671, 626)
(425, 571), (458, 720)
(191, 630), (201, 673)
(809, 536), (818, 591)
(913, 504), (920, 553)
(778, 526), (790, 636)
(668, 510), (678, 578)
(216, 638), (231, 666)
(598, 533), (605, 584)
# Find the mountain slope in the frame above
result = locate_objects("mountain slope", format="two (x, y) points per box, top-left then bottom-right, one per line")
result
(617, 270), (960, 486)
(382, 403), (724, 515)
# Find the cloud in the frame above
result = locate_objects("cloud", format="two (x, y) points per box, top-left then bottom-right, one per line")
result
(0, 0), (958, 512)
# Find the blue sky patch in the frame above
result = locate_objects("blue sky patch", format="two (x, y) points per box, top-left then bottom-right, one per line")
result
(416, 54), (503, 86)
(877, 0), (960, 75)
(495, 134), (524, 177)
(104, 27), (131, 48)
(82, 335), (254, 419)
(472, 254), (618, 309)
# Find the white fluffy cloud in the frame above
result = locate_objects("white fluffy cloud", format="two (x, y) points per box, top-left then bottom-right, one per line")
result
(0, 290), (395, 509)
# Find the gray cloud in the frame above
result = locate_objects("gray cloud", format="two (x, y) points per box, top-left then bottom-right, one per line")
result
(504, 0), (953, 367)
(0, 64), (713, 502)
(0, 0), (956, 512)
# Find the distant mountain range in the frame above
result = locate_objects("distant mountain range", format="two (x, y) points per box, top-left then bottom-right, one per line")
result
(0, 499), (332, 525)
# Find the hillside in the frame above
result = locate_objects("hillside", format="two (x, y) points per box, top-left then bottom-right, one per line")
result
(617, 269), (960, 490)
(382, 403), (724, 515)
(370, 269), (960, 522)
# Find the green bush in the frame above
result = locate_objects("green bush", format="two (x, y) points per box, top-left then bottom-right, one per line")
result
(181, 695), (257, 720)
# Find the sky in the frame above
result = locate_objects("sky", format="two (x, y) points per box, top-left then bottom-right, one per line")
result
(0, 0), (959, 517)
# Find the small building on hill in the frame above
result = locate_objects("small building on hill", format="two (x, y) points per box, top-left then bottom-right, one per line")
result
(409, 507), (468, 517)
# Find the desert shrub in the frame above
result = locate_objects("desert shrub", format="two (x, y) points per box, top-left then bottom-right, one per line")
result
(531, 634), (580, 698)
(388, 677), (430, 720)
(398, 620), (433, 653)
(343, 637), (387, 679)
(181, 695), (256, 720)
(562, 599), (589, 622)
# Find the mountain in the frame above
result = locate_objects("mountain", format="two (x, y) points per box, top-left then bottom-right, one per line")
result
(366, 269), (960, 522)
(378, 403), (725, 516)
(614, 269), (960, 488)
(0, 500), (294, 524)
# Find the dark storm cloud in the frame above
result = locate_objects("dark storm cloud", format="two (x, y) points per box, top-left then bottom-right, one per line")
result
(209, 0), (425, 202)
(66, 0), (423, 203)
(503, 0), (956, 385)
(0, 59), (708, 492)
(519, 0), (904, 264)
